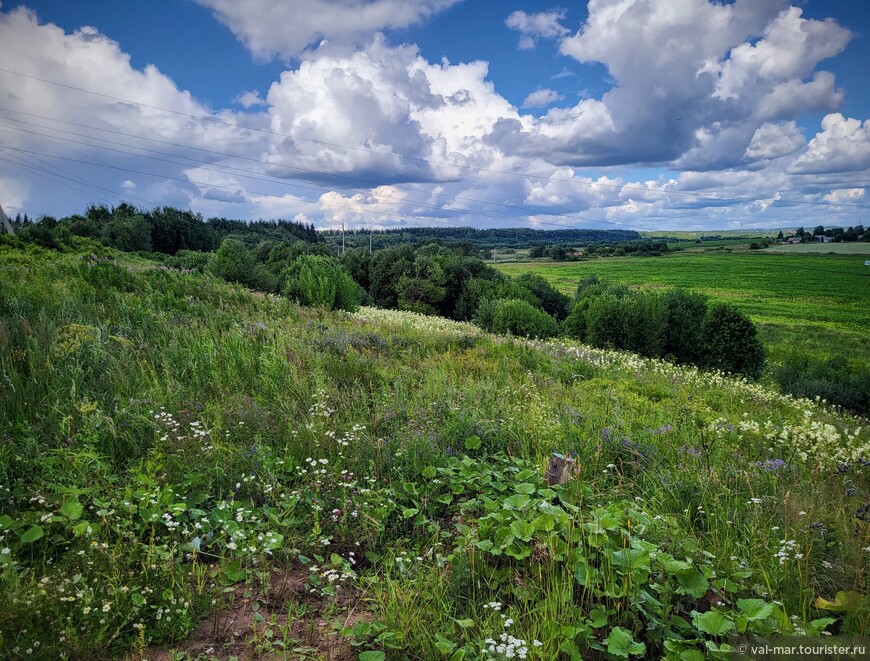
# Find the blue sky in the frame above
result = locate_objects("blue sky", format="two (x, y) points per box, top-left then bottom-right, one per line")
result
(1, 0), (869, 231)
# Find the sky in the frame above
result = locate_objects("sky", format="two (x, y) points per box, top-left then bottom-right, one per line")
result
(1, 0), (869, 232)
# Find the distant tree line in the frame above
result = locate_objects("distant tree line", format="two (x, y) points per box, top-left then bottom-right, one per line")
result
(320, 226), (642, 252)
(9, 203), (317, 254)
(6, 204), (766, 379)
(785, 225), (867, 243)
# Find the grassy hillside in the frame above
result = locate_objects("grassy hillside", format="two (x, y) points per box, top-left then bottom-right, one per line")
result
(1, 244), (869, 659)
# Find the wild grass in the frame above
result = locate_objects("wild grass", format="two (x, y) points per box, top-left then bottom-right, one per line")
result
(1, 244), (868, 659)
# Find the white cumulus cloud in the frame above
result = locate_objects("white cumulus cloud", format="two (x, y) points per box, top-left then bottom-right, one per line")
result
(522, 88), (563, 109)
(505, 9), (569, 50)
(791, 113), (870, 174)
(194, 0), (461, 60)
(491, 0), (852, 171)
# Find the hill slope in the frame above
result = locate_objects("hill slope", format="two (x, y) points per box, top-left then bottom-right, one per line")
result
(1, 245), (868, 659)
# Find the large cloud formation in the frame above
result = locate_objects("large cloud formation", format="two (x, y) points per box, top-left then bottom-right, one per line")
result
(494, 0), (851, 171)
(2, 0), (869, 232)
(0, 4), (263, 213)
(194, 0), (461, 60)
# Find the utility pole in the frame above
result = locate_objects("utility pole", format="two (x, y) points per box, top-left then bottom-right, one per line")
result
(0, 203), (14, 236)
(341, 219), (345, 256)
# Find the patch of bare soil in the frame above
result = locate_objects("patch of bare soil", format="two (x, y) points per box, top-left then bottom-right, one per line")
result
(135, 567), (370, 660)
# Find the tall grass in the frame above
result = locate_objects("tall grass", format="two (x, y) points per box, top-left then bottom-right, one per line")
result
(0, 244), (868, 659)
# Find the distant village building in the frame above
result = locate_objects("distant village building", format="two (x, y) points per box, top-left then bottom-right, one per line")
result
(787, 237), (802, 244)
(814, 235), (832, 243)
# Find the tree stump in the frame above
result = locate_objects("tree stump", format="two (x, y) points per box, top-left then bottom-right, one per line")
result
(545, 453), (576, 486)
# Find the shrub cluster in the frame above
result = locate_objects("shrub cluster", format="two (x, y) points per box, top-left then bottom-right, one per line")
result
(775, 353), (870, 415)
(564, 277), (766, 378)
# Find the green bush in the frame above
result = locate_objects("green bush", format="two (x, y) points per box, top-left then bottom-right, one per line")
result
(701, 303), (766, 378)
(514, 273), (571, 320)
(208, 238), (255, 285)
(585, 291), (632, 349)
(775, 353), (869, 414)
(490, 298), (559, 338)
(166, 249), (211, 272)
(472, 297), (499, 332)
(282, 254), (362, 311)
(662, 289), (708, 364)
(623, 292), (667, 357)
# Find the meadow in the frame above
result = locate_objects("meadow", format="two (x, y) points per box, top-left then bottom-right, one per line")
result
(494, 251), (870, 369)
(1, 243), (869, 660)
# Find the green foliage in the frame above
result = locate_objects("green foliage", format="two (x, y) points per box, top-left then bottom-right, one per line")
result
(396, 255), (447, 314)
(282, 254), (362, 311)
(207, 237), (256, 285)
(701, 303), (766, 378)
(775, 353), (869, 415)
(165, 249), (210, 272)
(489, 299), (559, 338)
(662, 289), (708, 364)
(368, 244), (416, 308)
(0, 245), (865, 659)
(514, 273), (571, 320)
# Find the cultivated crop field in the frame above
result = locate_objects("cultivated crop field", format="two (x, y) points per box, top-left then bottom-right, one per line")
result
(495, 252), (870, 368)
(2, 245), (870, 660)
(763, 243), (870, 255)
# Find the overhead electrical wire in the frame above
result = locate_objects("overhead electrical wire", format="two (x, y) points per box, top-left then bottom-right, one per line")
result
(0, 65), (865, 227)
(0, 109), (626, 228)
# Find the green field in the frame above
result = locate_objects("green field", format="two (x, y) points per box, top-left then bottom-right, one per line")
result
(763, 242), (870, 254)
(495, 252), (870, 367)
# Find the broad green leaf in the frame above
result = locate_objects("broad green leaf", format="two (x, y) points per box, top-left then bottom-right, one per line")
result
(72, 521), (92, 537)
(737, 598), (773, 621)
(60, 499), (83, 521)
(19, 525), (44, 544)
(588, 608), (608, 628)
(220, 559), (246, 586)
(532, 513), (555, 532)
(422, 466), (437, 479)
(505, 542), (531, 560)
(434, 634), (456, 655)
(493, 526), (514, 548)
(453, 618), (474, 629)
(464, 436), (481, 450)
(606, 626), (646, 658)
(509, 519), (535, 542)
(693, 610), (734, 636)
(676, 568), (709, 598)
(504, 494), (531, 511)
(402, 508), (419, 518)
(514, 482), (536, 494)
(359, 652), (385, 661)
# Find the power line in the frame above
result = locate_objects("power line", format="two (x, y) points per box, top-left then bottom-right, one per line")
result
(1, 129), (627, 230)
(3, 144), (541, 229)
(1, 66), (863, 214)
(0, 109), (628, 227)
(0, 135), (161, 209)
